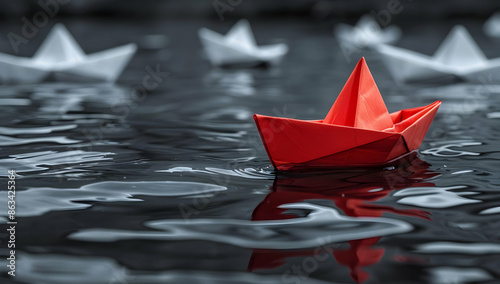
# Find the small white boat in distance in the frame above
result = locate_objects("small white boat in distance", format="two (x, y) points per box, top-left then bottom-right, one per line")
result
(335, 15), (401, 48)
(0, 24), (137, 84)
(484, 12), (500, 38)
(376, 25), (500, 83)
(198, 19), (288, 67)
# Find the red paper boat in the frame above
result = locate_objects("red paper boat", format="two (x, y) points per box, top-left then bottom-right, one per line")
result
(253, 58), (441, 171)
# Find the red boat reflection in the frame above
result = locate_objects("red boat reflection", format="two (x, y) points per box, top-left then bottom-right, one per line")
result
(249, 153), (437, 283)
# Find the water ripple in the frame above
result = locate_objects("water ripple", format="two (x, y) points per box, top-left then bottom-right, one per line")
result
(158, 166), (275, 180)
(421, 141), (482, 157)
(479, 206), (500, 215)
(0, 150), (114, 175)
(69, 203), (412, 249)
(0, 98), (31, 105)
(8, 253), (335, 284)
(428, 267), (492, 284)
(205, 167), (275, 180)
(0, 134), (79, 146)
(0, 181), (226, 217)
(487, 112), (500, 119)
(0, 124), (77, 135)
(394, 186), (481, 208)
(416, 242), (500, 254)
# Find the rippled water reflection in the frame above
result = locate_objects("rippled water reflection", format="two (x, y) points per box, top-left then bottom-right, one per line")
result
(0, 19), (500, 284)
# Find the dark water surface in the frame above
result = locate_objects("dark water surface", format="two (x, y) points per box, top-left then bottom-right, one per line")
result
(0, 17), (499, 284)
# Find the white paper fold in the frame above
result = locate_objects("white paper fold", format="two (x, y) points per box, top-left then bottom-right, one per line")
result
(198, 19), (288, 67)
(376, 25), (500, 83)
(484, 12), (500, 38)
(335, 15), (401, 48)
(0, 24), (137, 83)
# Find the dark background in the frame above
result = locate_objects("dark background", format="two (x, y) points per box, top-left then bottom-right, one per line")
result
(0, 0), (500, 19)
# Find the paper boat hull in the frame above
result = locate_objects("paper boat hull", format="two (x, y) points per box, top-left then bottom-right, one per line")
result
(458, 62), (500, 83)
(198, 27), (287, 67)
(0, 56), (48, 83)
(279, 135), (410, 170)
(200, 38), (287, 67)
(376, 26), (500, 83)
(0, 43), (136, 83)
(376, 45), (459, 83)
(254, 102), (439, 171)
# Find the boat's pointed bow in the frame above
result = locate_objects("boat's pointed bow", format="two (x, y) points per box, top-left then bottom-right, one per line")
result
(253, 114), (278, 169)
(401, 100), (441, 151)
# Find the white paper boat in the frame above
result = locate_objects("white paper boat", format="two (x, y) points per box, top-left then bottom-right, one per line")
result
(198, 19), (288, 67)
(335, 15), (401, 48)
(0, 24), (137, 83)
(484, 12), (500, 38)
(376, 25), (500, 83)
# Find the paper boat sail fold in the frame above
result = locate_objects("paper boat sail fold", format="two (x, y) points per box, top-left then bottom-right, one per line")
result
(0, 24), (137, 83)
(33, 24), (86, 66)
(225, 20), (257, 52)
(433, 26), (487, 69)
(253, 58), (440, 171)
(377, 25), (500, 83)
(484, 12), (500, 38)
(323, 59), (393, 130)
(199, 19), (288, 67)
